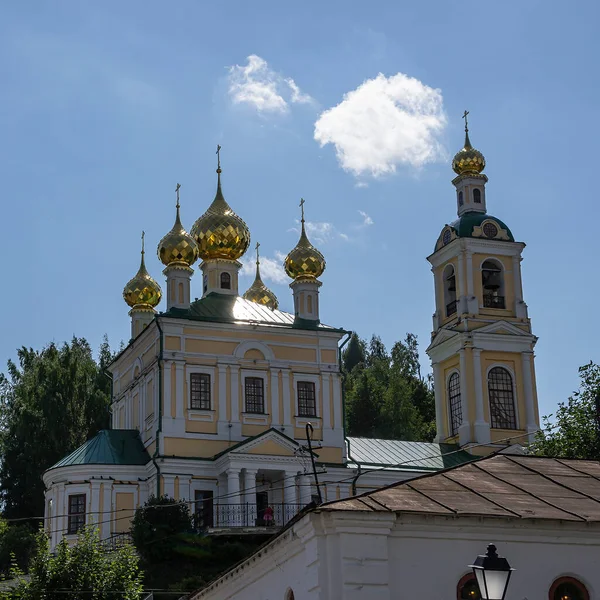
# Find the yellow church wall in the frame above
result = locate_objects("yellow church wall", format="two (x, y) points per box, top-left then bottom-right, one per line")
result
(294, 426), (322, 441)
(182, 327), (318, 347)
(142, 343), (158, 370)
(165, 336), (181, 351)
(163, 437), (232, 458)
(174, 477), (180, 500)
(185, 339), (237, 355)
(114, 492), (135, 533)
(321, 349), (337, 364)
(244, 349), (265, 360)
(241, 423), (268, 437)
(316, 446), (343, 464)
(272, 346), (317, 362)
(185, 420), (218, 434)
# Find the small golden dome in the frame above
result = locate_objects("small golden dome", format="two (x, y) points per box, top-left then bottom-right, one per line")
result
(190, 152), (250, 261)
(243, 243), (279, 310)
(284, 199), (326, 280)
(123, 233), (162, 309)
(452, 112), (486, 176)
(157, 184), (199, 267)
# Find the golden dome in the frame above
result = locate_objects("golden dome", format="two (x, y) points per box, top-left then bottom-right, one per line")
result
(123, 233), (162, 309)
(243, 243), (279, 310)
(284, 199), (326, 280)
(190, 155), (250, 261)
(452, 112), (486, 176)
(157, 184), (199, 267)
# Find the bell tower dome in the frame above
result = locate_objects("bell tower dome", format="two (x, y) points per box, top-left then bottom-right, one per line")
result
(426, 113), (539, 453)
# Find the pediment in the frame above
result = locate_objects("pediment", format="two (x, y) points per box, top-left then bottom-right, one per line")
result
(474, 320), (530, 337)
(426, 328), (459, 353)
(229, 428), (300, 457)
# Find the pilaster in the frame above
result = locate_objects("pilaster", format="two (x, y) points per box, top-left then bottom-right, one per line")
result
(472, 348), (491, 444)
(432, 362), (445, 442)
(458, 349), (471, 445)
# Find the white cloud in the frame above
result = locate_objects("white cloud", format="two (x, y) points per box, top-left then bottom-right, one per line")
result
(314, 72), (447, 177)
(241, 252), (288, 284)
(358, 210), (374, 226)
(227, 55), (314, 114)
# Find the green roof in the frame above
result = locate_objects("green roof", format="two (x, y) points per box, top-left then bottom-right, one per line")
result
(165, 293), (344, 332)
(346, 437), (474, 471)
(449, 211), (514, 242)
(49, 430), (150, 470)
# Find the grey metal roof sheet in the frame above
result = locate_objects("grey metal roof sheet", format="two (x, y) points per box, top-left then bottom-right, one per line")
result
(321, 454), (600, 522)
(346, 437), (474, 470)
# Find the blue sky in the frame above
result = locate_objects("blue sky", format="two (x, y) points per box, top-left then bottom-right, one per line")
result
(0, 0), (598, 421)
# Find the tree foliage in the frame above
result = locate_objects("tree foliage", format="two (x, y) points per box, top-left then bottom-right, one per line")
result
(534, 361), (600, 460)
(2, 527), (143, 600)
(0, 521), (36, 577)
(131, 495), (200, 564)
(0, 337), (114, 520)
(344, 333), (436, 441)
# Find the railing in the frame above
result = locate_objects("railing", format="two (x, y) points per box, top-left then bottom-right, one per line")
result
(204, 503), (305, 529)
(483, 294), (505, 309)
(446, 300), (457, 317)
(101, 531), (133, 552)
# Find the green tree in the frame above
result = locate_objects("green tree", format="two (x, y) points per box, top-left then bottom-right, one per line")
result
(534, 361), (600, 460)
(0, 521), (36, 576)
(3, 527), (143, 600)
(0, 337), (113, 520)
(131, 495), (198, 564)
(342, 333), (366, 373)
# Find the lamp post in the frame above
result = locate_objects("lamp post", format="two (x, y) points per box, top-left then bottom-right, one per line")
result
(469, 544), (514, 600)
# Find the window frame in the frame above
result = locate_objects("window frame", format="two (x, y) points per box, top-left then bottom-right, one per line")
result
(190, 372), (211, 410)
(447, 371), (462, 437)
(67, 493), (86, 535)
(549, 576), (589, 600)
(487, 365), (518, 430)
(297, 381), (317, 417)
(473, 188), (482, 203)
(244, 376), (265, 414)
(220, 272), (231, 289)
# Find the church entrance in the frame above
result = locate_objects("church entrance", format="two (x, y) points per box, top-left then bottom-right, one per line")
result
(256, 491), (269, 526)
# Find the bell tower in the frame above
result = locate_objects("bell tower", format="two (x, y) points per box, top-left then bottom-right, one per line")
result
(426, 113), (539, 452)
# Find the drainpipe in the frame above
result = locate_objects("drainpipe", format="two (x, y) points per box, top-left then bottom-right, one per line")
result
(104, 371), (114, 430)
(338, 330), (351, 457)
(152, 317), (164, 498)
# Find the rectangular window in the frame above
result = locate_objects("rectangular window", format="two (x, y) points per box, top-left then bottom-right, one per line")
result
(67, 494), (86, 535)
(245, 377), (265, 414)
(194, 490), (214, 529)
(190, 373), (211, 410)
(297, 381), (316, 417)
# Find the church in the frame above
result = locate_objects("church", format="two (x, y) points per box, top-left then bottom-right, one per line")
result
(43, 117), (542, 559)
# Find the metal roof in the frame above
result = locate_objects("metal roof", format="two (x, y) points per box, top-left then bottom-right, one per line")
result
(322, 454), (600, 522)
(346, 437), (474, 471)
(165, 293), (344, 332)
(49, 429), (150, 470)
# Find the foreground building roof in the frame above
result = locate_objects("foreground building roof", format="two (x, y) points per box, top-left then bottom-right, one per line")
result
(323, 454), (600, 522)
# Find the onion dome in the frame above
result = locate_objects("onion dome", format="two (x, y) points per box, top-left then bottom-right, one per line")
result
(284, 199), (326, 280)
(243, 242), (279, 310)
(190, 147), (251, 261)
(123, 232), (162, 309)
(157, 184), (199, 267)
(452, 111), (486, 176)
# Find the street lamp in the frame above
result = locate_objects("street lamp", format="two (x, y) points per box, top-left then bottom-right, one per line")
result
(469, 544), (514, 600)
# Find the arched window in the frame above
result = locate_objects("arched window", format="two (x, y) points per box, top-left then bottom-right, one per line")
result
(473, 188), (481, 203)
(220, 272), (231, 289)
(307, 294), (313, 314)
(481, 259), (505, 309)
(457, 574), (481, 599)
(458, 191), (464, 206)
(448, 373), (462, 436)
(443, 264), (457, 317)
(549, 577), (589, 600)
(488, 367), (517, 429)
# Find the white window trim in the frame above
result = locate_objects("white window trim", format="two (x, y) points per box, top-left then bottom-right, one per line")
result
(293, 373), (320, 421)
(445, 368), (461, 437)
(240, 369), (271, 418)
(187, 365), (216, 417)
(485, 363), (520, 430)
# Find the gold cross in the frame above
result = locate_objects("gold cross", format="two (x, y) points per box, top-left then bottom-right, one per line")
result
(255, 241), (260, 264)
(299, 198), (305, 222)
(141, 230), (145, 254)
(462, 110), (469, 132)
(216, 144), (222, 170)
(175, 183), (181, 208)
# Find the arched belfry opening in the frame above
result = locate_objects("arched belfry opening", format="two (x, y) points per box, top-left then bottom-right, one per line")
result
(443, 264), (457, 317)
(481, 259), (505, 309)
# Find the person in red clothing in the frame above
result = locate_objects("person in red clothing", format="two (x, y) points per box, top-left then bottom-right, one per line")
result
(263, 505), (274, 526)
